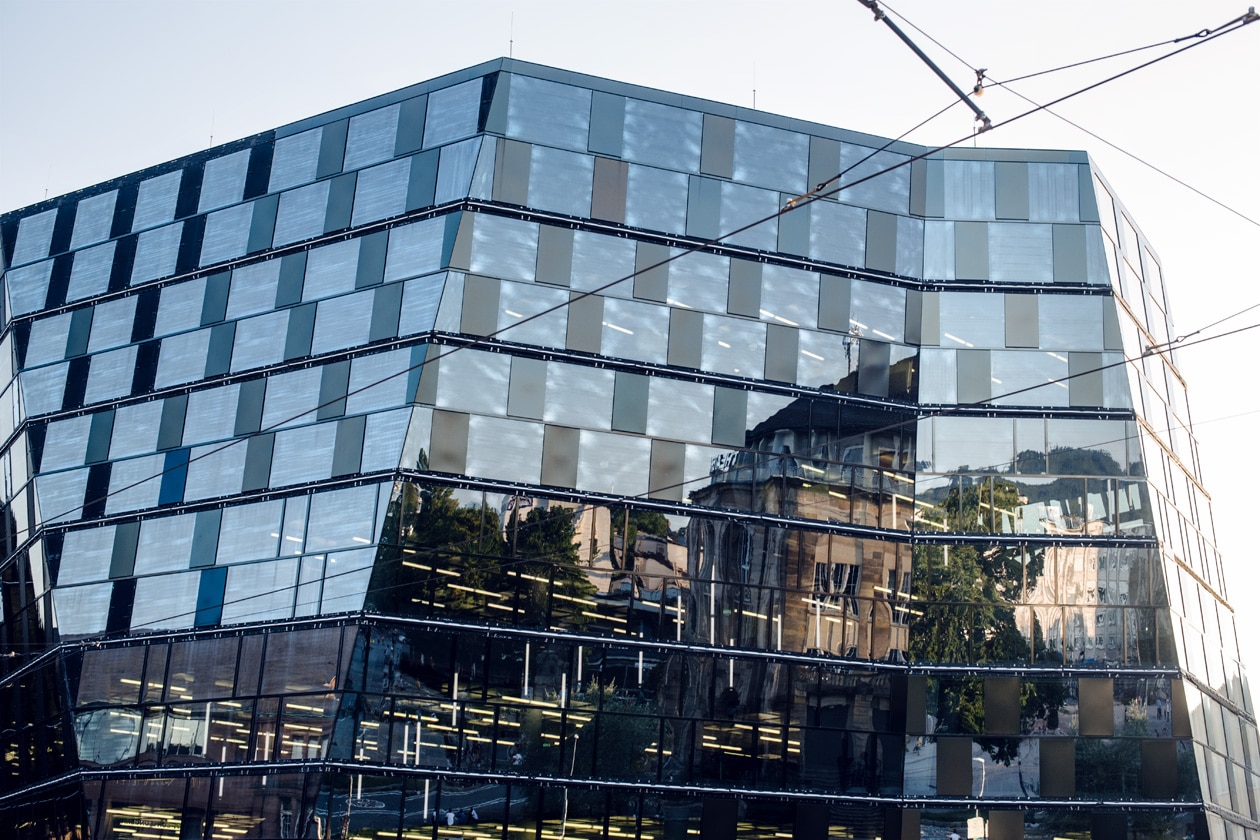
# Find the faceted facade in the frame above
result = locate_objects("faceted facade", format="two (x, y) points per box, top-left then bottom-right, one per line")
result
(1, 59), (1256, 840)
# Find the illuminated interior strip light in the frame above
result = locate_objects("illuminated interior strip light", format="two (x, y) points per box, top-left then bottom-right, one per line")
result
(942, 332), (974, 348)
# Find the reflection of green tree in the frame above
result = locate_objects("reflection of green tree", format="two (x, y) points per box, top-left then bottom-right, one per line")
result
(911, 478), (1065, 765)
(502, 507), (597, 626)
(611, 509), (670, 570)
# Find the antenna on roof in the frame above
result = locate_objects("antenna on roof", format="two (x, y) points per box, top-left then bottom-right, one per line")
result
(509, 12), (514, 58)
(856, 0), (992, 133)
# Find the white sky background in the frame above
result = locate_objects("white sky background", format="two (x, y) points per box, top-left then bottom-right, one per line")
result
(1, 0), (1257, 663)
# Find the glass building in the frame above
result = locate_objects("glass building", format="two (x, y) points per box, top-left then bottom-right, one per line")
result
(1, 59), (1256, 840)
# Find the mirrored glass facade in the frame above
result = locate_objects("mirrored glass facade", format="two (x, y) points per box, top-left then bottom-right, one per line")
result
(1, 59), (1255, 840)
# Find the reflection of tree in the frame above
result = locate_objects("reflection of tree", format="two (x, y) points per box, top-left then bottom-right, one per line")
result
(911, 478), (1065, 765)
(503, 507), (597, 625)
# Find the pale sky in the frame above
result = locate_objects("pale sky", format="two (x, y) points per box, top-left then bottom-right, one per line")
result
(2, 0), (1257, 665)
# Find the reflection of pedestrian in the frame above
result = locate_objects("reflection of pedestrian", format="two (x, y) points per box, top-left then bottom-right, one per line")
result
(950, 830), (961, 840)
(511, 751), (524, 766)
(470, 808), (480, 825)
(446, 810), (456, 826)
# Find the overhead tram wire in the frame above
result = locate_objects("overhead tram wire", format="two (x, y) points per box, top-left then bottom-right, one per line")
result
(878, 1), (1260, 229)
(16, 315), (1260, 646)
(8, 18), (1253, 554)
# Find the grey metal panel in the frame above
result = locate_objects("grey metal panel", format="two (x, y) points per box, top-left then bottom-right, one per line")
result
(356, 231), (388, 289)
(493, 138), (531, 206)
(204, 322), (235, 377)
(241, 433), (274, 492)
(727, 259), (762, 318)
(591, 157), (628, 223)
(275, 252), (307, 308)
(1140, 740), (1178, 798)
(765, 324), (798, 383)
(1102, 298), (1123, 350)
(909, 159), (927, 217)
(331, 415), (366, 477)
(86, 411), (115, 464)
(1005, 294), (1038, 347)
(1077, 164), (1099, 222)
(808, 136), (840, 198)
(158, 395), (189, 450)
(904, 290), (923, 345)
(995, 161), (1029, 220)
(711, 387), (747, 447)
(566, 291), (603, 353)
(957, 349), (991, 404)
(415, 345), (440, 405)
(317, 119), (349, 178)
(507, 356), (547, 420)
(190, 509), (222, 567)
(925, 159), (944, 217)
(66, 308), (93, 357)
(536, 225), (574, 286)
(284, 303), (317, 361)
(954, 221), (988, 280)
(369, 281), (403, 342)
(428, 410), (469, 473)
(668, 308), (703, 369)
(1079, 677), (1114, 736)
(234, 378), (266, 435)
(935, 736), (972, 796)
(612, 371), (649, 434)
(541, 424), (579, 488)
(406, 150), (439, 211)
(865, 210), (897, 273)
(777, 198), (809, 256)
(1028, 162), (1080, 222)
(1171, 680), (1191, 737)
(394, 95), (428, 157)
(984, 676), (1020, 735)
(110, 522), (140, 579)
(988, 811), (1023, 840)
(461, 274), (500, 336)
(201, 271), (231, 325)
(1052, 224), (1087, 283)
(633, 241), (668, 302)
(588, 91), (625, 157)
(906, 676), (928, 735)
(1069, 352), (1104, 406)
(1039, 738), (1076, 796)
(686, 176), (721, 240)
(857, 338), (889, 397)
(649, 440), (686, 501)
(323, 172), (357, 233)
(318, 360), (351, 420)
(247, 193), (278, 254)
(989, 222), (1053, 283)
(817, 273), (851, 333)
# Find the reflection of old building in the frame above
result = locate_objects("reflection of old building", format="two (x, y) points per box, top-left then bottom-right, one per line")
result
(2, 59), (1254, 839)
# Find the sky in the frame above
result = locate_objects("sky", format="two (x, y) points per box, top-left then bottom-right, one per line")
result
(1, 0), (1257, 663)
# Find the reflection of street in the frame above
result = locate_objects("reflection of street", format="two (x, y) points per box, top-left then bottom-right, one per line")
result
(902, 739), (1032, 797)
(328, 783), (515, 833)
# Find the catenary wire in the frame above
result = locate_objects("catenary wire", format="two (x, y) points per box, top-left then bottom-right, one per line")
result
(877, 1), (1260, 228)
(4, 13), (1253, 594)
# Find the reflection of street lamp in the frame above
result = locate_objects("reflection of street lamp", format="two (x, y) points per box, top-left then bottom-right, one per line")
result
(973, 755), (987, 797)
(560, 731), (581, 838)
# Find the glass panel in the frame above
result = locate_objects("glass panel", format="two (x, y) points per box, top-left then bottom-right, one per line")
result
(1028, 162), (1080, 222)
(226, 260), (281, 320)
(154, 329), (212, 389)
(306, 484), (378, 551)
(84, 345), (139, 404)
(733, 121), (808, 193)
(571, 231), (635, 298)
(344, 103), (401, 171)
(646, 379), (714, 441)
(21, 362), (69, 415)
(270, 423), (337, 487)
(87, 296), (138, 353)
(215, 501), (283, 564)
(135, 513), (196, 574)
(153, 277), (207, 338)
(497, 280), (568, 348)
(399, 273), (446, 335)
(131, 571), (200, 630)
(66, 240), (116, 302)
(130, 222), (182, 285)
(719, 182), (778, 251)
(261, 367), (322, 431)
(939, 292), (1005, 349)
(702, 314), (765, 379)
(70, 190), (117, 250)
(25, 313), (72, 368)
(543, 363), (614, 430)
(133, 170), (182, 232)
(838, 144), (912, 215)
(760, 264), (819, 330)
(601, 297), (668, 363)
(465, 415), (544, 484)
(268, 127), (321, 193)
(469, 214), (538, 282)
(576, 429), (651, 496)
(272, 180), (330, 246)
(351, 157), (409, 226)
(199, 149), (250, 212)
(435, 137), (482, 204)
(508, 75), (592, 151)
(625, 164), (689, 233)
(55, 526), (116, 585)
(989, 222), (1053, 283)
(51, 582), (112, 637)
(384, 216), (445, 282)
(11, 207), (56, 266)
(221, 559), (298, 623)
(311, 290), (373, 355)
(361, 408), (412, 472)
(182, 385), (238, 446)
(943, 160), (995, 220)
(230, 310), (288, 373)
(302, 237), (359, 301)
(528, 146), (593, 217)
(110, 400), (164, 458)
(184, 442), (247, 501)
(623, 98), (702, 172)
(991, 350), (1069, 407)
(105, 453), (164, 513)
(666, 249), (727, 313)
(199, 203), (252, 266)
(423, 79), (481, 148)
(809, 201), (866, 267)
(437, 349), (510, 415)
(347, 348), (411, 415)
